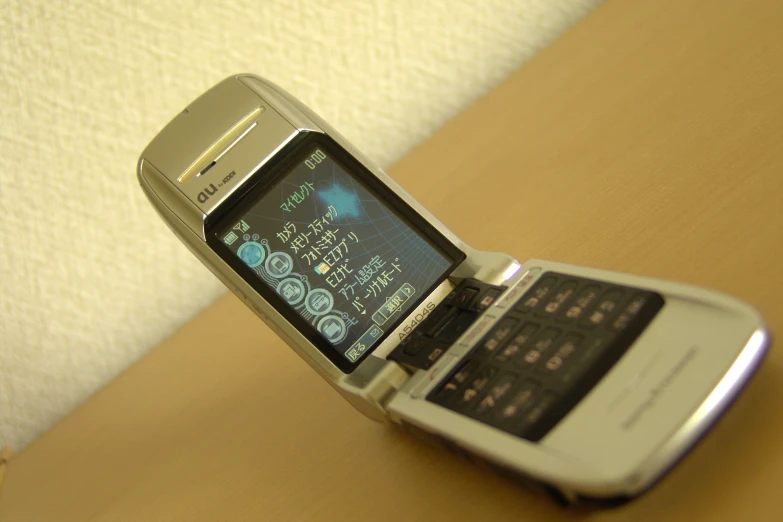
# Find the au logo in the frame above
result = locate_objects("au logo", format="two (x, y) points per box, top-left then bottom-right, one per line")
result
(197, 183), (218, 203)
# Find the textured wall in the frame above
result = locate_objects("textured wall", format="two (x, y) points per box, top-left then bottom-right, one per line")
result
(0, 0), (602, 450)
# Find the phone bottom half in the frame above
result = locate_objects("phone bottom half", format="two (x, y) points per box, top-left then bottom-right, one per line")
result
(384, 261), (769, 505)
(392, 372), (760, 508)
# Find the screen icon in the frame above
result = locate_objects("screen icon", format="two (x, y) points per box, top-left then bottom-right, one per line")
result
(265, 251), (294, 278)
(277, 277), (306, 305)
(236, 241), (265, 268)
(314, 262), (330, 275)
(305, 288), (334, 316)
(223, 231), (239, 245)
(317, 314), (347, 344)
(233, 220), (250, 233)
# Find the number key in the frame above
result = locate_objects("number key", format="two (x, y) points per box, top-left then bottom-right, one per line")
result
(579, 289), (624, 328)
(495, 322), (539, 364)
(515, 276), (559, 314)
(537, 280), (578, 317)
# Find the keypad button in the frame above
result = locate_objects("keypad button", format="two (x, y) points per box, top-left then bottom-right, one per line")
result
(453, 287), (479, 308)
(537, 280), (578, 318)
(496, 380), (540, 426)
(454, 366), (498, 410)
(610, 293), (649, 332)
(560, 284), (601, 322)
(426, 347), (446, 364)
(538, 333), (583, 375)
(514, 327), (560, 369)
(495, 322), (538, 364)
(474, 372), (517, 417)
(519, 392), (560, 434)
(557, 337), (608, 389)
(477, 317), (518, 358)
(514, 276), (559, 314)
(579, 289), (624, 328)
(434, 359), (480, 402)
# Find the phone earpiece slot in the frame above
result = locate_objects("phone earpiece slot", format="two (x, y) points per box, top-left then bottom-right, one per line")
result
(197, 161), (216, 177)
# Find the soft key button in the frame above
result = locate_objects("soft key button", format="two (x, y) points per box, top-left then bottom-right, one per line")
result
(495, 267), (542, 310)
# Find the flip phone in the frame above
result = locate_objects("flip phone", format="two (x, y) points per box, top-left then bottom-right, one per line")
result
(138, 74), (769, 505)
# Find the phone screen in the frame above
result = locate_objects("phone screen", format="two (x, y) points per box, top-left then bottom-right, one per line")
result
(216, 144), (455, 364)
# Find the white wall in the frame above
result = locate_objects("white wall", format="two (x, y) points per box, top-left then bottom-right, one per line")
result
(0, 0), (602, 450)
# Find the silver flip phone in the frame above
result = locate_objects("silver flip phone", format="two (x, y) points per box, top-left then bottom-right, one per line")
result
(138, 74), (769, 505)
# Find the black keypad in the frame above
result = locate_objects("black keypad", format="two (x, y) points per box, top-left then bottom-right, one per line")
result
(429, 272), (664, 442)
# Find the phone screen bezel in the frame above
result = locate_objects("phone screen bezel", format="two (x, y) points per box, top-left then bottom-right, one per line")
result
(205, 132), (465, 373)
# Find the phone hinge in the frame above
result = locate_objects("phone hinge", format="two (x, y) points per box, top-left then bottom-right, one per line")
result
(336, 356), (411, 421)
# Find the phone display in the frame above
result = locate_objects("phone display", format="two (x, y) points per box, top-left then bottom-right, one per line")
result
(217, 145), (453, 363)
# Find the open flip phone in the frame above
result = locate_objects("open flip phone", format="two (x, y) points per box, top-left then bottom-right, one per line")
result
(138, 74), (769, 505)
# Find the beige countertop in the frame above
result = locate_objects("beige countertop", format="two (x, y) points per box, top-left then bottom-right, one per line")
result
(2, 0), (783, 519)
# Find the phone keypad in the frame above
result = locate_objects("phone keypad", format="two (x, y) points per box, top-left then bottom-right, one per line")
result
(427, 272), (664, 442)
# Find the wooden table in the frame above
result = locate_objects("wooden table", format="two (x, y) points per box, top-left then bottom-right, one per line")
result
(3, 0), (782, 519)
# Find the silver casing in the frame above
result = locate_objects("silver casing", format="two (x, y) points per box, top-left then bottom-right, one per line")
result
(138, 74), (769, 503)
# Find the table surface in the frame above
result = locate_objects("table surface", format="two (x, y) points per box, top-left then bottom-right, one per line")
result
(3, 0), (783, 520)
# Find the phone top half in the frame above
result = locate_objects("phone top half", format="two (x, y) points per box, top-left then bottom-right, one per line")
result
(206, 137), (465, 373)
